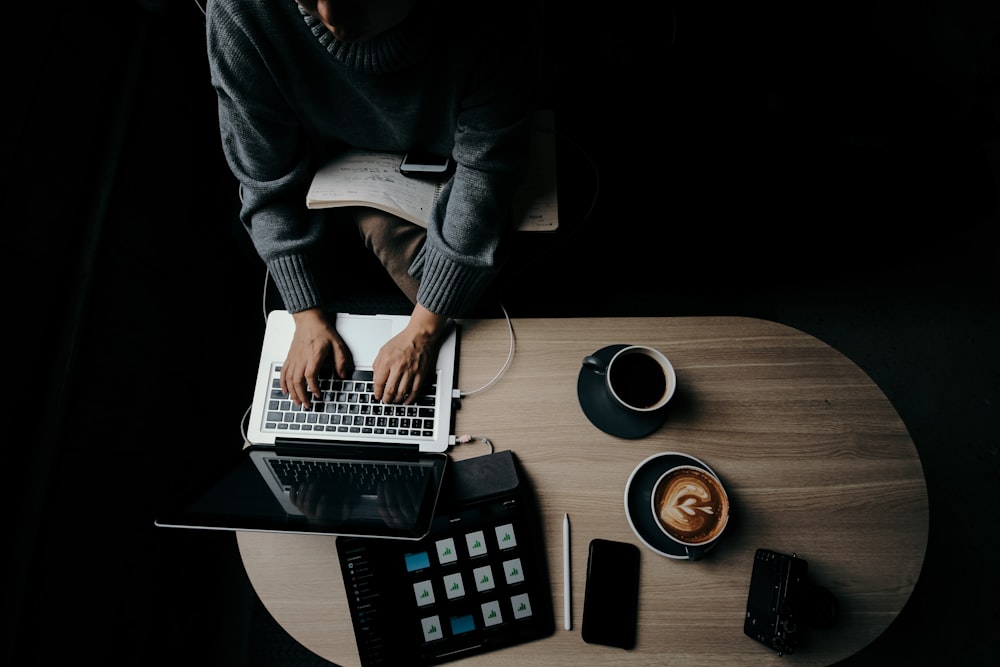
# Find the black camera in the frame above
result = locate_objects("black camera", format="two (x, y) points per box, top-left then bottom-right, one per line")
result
(743, 549), (838, 656)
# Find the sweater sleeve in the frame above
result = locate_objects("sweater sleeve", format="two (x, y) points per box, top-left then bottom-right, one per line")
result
(410, 5), (541, 317)
(207, 1), (325, 314)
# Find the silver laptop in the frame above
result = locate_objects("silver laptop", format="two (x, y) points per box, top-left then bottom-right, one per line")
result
(154, 310), (458, 540)
(247, 310), (458, 453)
(154, 442), (450, 540)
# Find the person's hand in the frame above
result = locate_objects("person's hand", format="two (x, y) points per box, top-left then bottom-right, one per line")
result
(281, 308), (355, 408)
(373, 304), (449, 404)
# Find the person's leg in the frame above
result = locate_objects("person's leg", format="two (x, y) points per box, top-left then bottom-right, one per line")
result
(352, 209), (425, 304)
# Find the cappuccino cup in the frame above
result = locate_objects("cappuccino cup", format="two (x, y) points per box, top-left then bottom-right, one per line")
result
(582, 345), (676, 413)
(651, 465), (730, 560)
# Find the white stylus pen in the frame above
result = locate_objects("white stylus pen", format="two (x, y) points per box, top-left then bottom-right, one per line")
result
(563, 513), (571, 630)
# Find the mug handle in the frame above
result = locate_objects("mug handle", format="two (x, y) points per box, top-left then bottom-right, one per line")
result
(685, 545), (706, 561)
(582, 355), (607, 375)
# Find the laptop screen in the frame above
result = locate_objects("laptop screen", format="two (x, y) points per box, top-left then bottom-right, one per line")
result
(155, 444), (449, 540)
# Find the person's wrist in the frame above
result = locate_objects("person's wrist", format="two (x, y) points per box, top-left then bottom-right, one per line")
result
(409, 304), (448, 340)
(291, 307), (324, 325)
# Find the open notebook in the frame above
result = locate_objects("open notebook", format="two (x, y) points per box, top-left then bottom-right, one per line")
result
(154, 311), (459, 540)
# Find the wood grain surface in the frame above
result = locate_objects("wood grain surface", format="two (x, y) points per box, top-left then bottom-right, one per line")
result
(238, 316), (928, 666)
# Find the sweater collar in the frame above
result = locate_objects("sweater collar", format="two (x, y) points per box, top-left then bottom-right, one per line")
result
(299, 1), (439, 75)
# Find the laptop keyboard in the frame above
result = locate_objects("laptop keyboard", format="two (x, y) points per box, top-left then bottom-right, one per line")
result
(264, 366), (438, 439)
(267, 457), (431, 495)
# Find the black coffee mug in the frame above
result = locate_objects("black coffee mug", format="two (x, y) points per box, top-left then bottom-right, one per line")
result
(582, 345), (676, 413)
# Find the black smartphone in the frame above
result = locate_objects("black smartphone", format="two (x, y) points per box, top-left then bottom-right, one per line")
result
(581, 538), (640, 650)
(399, 150), (452, 176)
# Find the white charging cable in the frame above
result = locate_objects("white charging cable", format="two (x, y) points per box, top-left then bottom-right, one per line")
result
(451, 434), (495, 454)
(454, 301), (515, 398)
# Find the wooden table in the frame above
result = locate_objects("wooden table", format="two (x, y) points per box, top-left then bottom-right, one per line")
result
(238, 316), (928, 666)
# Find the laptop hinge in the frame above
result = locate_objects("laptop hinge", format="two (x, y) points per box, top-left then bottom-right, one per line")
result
(273, 437), (422, 459)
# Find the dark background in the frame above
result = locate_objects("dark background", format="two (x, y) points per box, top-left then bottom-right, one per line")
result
(5, 1), (998, 665)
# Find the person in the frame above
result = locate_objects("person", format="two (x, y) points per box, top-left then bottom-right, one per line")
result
(207, 0), (541, 408)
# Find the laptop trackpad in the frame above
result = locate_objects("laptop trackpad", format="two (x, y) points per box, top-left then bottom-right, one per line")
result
(337, 315), (395, 365)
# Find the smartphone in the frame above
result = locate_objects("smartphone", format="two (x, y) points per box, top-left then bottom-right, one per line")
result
(581, 538), (640, 650)
(399, 150), (452, 176)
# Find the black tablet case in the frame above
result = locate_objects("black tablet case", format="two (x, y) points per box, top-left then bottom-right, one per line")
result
(336, 450), (555, 666)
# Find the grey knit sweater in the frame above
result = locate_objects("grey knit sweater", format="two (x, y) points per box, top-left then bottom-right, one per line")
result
(207, 0), (539, 317)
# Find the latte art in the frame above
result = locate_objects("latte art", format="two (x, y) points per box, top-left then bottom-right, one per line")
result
(653, 467), (729, 545)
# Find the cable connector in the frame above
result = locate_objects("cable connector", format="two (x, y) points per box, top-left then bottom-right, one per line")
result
(452, 388), (463, 399)
(450, 434), (494, 453)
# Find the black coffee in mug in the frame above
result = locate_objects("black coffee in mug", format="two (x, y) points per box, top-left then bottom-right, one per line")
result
(609, 351), (668, 410)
